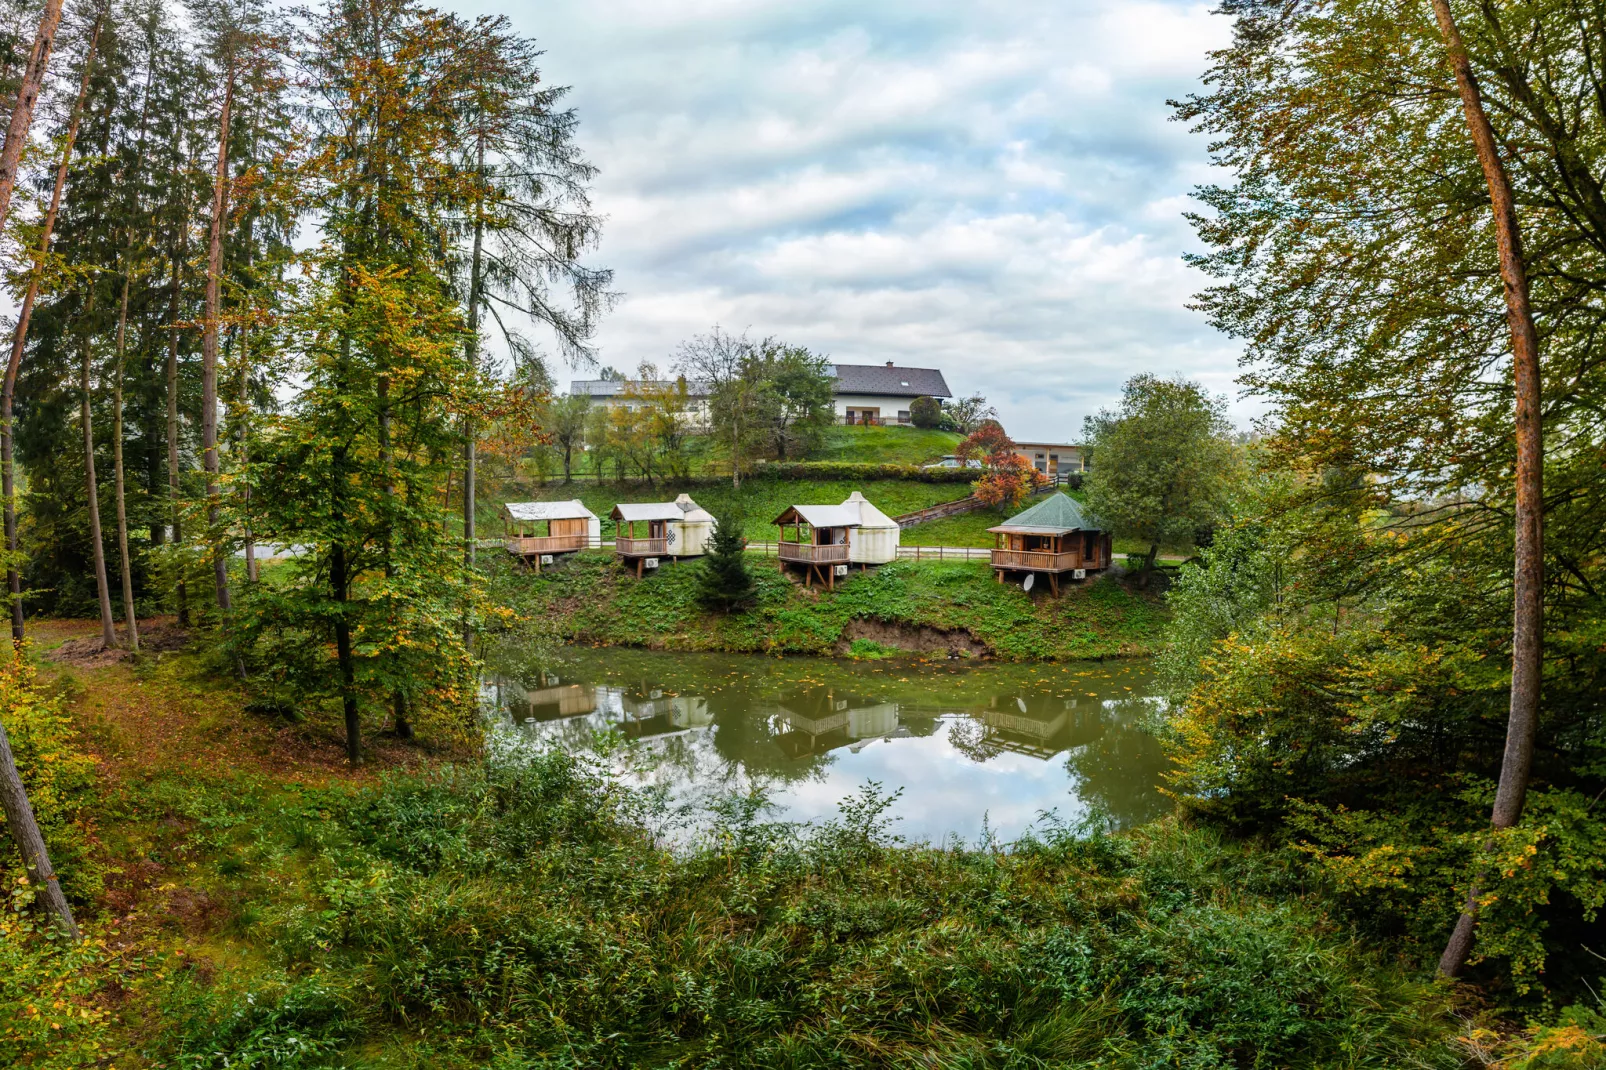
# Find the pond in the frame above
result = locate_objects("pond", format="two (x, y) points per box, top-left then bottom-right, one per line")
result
(484, 647), (1172, 845)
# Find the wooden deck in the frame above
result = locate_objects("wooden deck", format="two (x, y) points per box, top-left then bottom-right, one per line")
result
(615, 536), (668, 557)
(778, 541), (851, 565)
(990, 549), (1086, 573)
(505, 534), (589, 556)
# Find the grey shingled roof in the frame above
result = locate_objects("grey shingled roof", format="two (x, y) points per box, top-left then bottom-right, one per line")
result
(828, 363), (952, 399)
(988, 493), (1103, 535)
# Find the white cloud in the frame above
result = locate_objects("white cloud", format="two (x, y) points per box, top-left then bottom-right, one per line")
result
(457, 0), (1249, 437)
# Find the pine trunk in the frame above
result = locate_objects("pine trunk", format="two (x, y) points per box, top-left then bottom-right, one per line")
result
(0, 0), (64, 237)
(202, 66), (235, 623)
(0, 715), (77, 938)
(112, 282), (138, 651)
(81, 309), (117, 651)
(1430, 0), (1545, 979)
(461, 131), (485, 654)
(165, 248), (187, 626)
(2, 11), (102, 641)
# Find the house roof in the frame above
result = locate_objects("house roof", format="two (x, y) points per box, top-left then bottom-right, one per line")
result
(504, 500), (597, 522)
(611, 502), (685, 523)
(841, 491), (898, 530)
(773, 504), (863, 528)
(570, 378), (711, 398)
(827, 363), (952, 399)
(987, 493), (1103, 535)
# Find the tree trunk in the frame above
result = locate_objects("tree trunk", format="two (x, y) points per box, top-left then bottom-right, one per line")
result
(202, 64), (234, 625)
(0, 0), (64, 238)
(0, 714), (76, 938)
(112, 282), (138, 652)
(2, 9), (102, 642)
(81, 306), (117, 651)
(239, 330), (255, 583)
(165, 245), (187, 626)
(331, 536), (360, 765)
(461, 129), (485, 657)
(1430, 0), (1545, 979)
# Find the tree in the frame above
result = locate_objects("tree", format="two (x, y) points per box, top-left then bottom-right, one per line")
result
(0, 0), (63, 238)
(909, 395), (942, 429)
(944, 393), (995, 435)
(750, 340), (833, 461)
(1082, 376), (1238, 583)
(546, 393), (589, 481)
(676, 327), (765, 487)
(957, 422), (1045, 510)
(697, 509), (754, 611)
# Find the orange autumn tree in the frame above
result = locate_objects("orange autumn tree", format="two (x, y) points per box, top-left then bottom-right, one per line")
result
(956, 421), (1046, 509)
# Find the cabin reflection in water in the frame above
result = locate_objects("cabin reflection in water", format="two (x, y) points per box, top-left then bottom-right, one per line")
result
(506, 674), (597, 723)
(768, 690), (906, 758)
(975, 694), (1103, 759)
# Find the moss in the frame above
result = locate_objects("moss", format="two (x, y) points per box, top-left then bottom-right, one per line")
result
(490, 553), (1168, 660)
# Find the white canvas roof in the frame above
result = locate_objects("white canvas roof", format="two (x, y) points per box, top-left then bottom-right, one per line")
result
(775, 504), (862, 529)
(673, 493), (716, 523)
(841, 491), (898, 531)
(611, 502), (685, 522)
(504, 500), (596, 522)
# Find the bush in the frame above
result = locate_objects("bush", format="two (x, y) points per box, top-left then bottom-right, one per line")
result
(909, 395), (942, 428)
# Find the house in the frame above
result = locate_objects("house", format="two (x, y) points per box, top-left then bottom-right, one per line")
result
(772, 503), (860, 588)
(502, 500), (600, 571)
(987, 492), (1112, 595)
(1011, 442), (1088, 478)
(609, 494), (717, 576)
(569, 378), (713, 429)
(828, 362), (952, 425)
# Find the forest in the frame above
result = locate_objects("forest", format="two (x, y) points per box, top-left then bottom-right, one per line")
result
(0, 0), (1602, 1065)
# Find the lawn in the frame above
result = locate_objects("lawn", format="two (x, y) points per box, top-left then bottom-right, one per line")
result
(812, 423), (963, 464)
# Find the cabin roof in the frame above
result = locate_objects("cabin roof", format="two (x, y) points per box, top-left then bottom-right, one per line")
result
(611, 502), (685, 522)
(773, 504), (863, 528)
(672, 493), (716, 523)
(987, 492), (1102, 535)
(503, 500), (597, 522)
(841, 491), (898, 530)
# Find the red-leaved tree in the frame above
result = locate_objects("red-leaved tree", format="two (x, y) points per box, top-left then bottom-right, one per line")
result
(957, 422), (1047, 509)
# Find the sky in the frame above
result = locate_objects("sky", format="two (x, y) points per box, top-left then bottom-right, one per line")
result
(458, 0), (1245, 442)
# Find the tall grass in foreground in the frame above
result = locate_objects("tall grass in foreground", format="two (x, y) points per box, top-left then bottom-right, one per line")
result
(145, 745), (1463, 1069)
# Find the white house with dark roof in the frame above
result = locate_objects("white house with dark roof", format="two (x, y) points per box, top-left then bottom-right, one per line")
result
(827, 362), (952, 425)
(570, 361), (952, 429)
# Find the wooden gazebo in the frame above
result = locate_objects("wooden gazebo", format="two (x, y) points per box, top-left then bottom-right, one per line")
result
(610, 502), (683, 577)
(988, 492), (1112, 595)
(773, 504), (860, 589)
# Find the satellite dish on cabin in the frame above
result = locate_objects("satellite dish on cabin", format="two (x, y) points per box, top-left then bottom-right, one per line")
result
(1022, 573), (1035, 592)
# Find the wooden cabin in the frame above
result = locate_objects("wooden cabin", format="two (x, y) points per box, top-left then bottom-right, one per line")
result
(502, 500), (599, 571)
(610, 495), (717, 576)
(773, 504), (861, 589)
(988, 492), (1112, 595)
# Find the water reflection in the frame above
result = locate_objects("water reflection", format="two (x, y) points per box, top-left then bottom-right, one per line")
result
(486, 648), (1172, 844)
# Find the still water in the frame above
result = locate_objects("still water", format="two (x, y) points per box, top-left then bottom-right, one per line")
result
(485, 647), (1171, 845)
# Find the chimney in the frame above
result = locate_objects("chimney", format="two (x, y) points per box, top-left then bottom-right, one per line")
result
(885, 361), (894, 368)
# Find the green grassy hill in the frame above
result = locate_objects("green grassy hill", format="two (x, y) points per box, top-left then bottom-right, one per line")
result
(813, 423), (963, 464)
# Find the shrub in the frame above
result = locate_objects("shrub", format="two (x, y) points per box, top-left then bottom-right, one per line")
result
(909, 395), (942, 428)
(698, 509), (756, 611)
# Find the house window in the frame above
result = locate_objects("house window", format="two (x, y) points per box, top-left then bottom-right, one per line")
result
(1034, 452), (1046, 473)
(897, 410), (910, 423)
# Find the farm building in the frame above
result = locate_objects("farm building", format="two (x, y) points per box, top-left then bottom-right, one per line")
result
(610, 494), (717, 576)
(502, 500), (600, 571)
(772, 503), (861, 589)
(840, 491), (900, 565)
(987, 492), (1112, 595)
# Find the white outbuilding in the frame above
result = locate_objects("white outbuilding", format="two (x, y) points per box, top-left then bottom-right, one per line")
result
(668, 493), (717, 557)
(841, 490), (901, 565)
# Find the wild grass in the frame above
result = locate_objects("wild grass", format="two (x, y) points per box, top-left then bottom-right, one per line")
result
(142, 750), (1462, 1069)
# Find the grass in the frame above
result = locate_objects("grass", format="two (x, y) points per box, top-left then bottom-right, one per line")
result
(490, 551), (1170, 660)
(812, 423), (963, 464)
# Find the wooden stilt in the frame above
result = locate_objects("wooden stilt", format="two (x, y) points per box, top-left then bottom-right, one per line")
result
(1050, 573), (1059, 597)
(636, 557), (643, 579)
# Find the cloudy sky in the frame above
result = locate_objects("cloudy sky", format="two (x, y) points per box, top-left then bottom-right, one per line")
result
(459, 0), (1243, 441)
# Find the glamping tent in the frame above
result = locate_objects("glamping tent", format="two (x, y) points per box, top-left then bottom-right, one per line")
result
(772, 503), (861, 588)
(502, 500), (600, 571)
(610, 494), (718, 576)
(987, 492), (1111, 595)
(840, 490), (900, 565)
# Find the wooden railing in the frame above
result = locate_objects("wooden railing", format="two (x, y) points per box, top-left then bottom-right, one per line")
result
(990, 549), (1082, 572)
(778, 541), (851, 564)
(615, 536), (668, 556)
(505, 534), (589, 556)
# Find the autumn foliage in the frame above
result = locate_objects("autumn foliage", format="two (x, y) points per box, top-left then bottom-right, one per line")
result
(956, 422), (1048, 509)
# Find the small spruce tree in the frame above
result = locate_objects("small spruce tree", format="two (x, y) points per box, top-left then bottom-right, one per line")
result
(698, 509), (755, 611)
